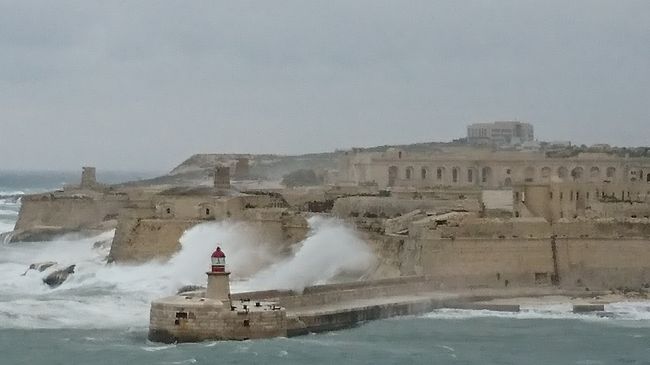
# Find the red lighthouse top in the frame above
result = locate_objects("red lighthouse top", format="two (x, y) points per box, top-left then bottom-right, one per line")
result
(210, 246), (227, 273)
(211, 246), (226, 258)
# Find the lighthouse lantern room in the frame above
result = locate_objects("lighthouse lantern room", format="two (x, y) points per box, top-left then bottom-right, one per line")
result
(211, 246), (227, 272)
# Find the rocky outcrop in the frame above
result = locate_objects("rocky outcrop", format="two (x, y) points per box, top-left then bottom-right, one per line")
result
(43, 265), (76, 288)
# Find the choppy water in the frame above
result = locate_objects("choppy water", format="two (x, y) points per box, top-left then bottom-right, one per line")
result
(2, 171), (650, 364)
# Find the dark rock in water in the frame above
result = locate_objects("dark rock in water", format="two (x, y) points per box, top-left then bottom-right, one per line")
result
(176, 285), (205, 295)
(43, 265), (76, 288)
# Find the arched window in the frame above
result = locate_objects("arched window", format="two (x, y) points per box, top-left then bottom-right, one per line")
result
(481, 167), (491, 183)
(405, 166), (413, 180)
(467, 169), (473, 183)
(421, 167), (427, 180)
(388, 166), (398, 187)
(436, 168), (443, 180)
(452, 168), (459, 183)
(647, 174), (650, 183)
(606, 167), (616, 178)
(571, 167), (584, 181)
(590, 166), (600, 178)
(558, 167), (568, 179)
(541, 167), (551, 179)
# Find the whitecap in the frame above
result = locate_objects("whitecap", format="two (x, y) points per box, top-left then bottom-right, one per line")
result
(141, 344), (177, 352)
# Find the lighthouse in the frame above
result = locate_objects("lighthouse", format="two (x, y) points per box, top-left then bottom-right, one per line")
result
(206, 246), (231, 303)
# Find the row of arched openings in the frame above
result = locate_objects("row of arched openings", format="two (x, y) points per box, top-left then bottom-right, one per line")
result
(387, 165), (633, 185)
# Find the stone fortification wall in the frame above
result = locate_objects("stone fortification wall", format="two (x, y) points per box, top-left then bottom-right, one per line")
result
(556, 238), (650, 289)
(332, 196), (479, 219)
(12, 194), (129, 241)
(108, 218), (199, 262)
(514, 181), (650, 222)
(108, 208), (309, 263)
(553, 219), (650, 238)
(423, 218), (551, 240)
(417, 238), (555, 288)
(407, 234), (650, 290)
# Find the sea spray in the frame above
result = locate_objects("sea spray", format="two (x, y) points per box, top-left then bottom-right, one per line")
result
(173, 220), (286, 283)
(244, 216), (377, 292)
(170, 216), (377, 292)
(0, 217), (376, 328)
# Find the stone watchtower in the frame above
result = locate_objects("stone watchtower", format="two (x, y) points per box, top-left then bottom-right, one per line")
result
(80, 167), (97, 189)
(234, 158), (250, 179)
(214, 166), (231, 190)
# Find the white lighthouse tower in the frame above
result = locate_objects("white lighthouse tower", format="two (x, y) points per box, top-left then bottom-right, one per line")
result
(206, 246), (231, 304)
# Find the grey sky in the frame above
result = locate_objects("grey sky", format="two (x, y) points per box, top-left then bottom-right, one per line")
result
(1, 1), (649, 171)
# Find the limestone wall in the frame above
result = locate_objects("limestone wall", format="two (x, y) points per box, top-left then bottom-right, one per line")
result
(339, 149), (650, 189)
(409, 235), (650, 290)
(514, 182), (650, 222)
(556, 238), (650, 289)
(332, 196), (479, 219)
(13, 194), (128, 241)
(108, 211), (309, 263)
(418, 238), (555, 288)
(149, 299), (286, 343)
(108, 218), (198, 262)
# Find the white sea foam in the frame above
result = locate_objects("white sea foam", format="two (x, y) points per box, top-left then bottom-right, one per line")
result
(0, 190), (25, 196)
(0, 221), (14, 235)
(0, 217), (377, 329)
(243, 217), (377, 292)
(421, 301), (650, 323)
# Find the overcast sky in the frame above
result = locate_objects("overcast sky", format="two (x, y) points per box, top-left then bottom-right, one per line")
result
(1, 1), (649, 171)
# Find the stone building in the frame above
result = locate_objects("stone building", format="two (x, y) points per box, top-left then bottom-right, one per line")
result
(335, 148), (650, 190)
(513, 181), (650, 222)
(467, 121), (534, 145)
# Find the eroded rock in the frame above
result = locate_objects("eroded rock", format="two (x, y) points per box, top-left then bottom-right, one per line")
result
(43, 265), (76, 288)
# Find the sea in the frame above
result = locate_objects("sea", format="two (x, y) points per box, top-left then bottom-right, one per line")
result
(2, 171), (650, 365)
